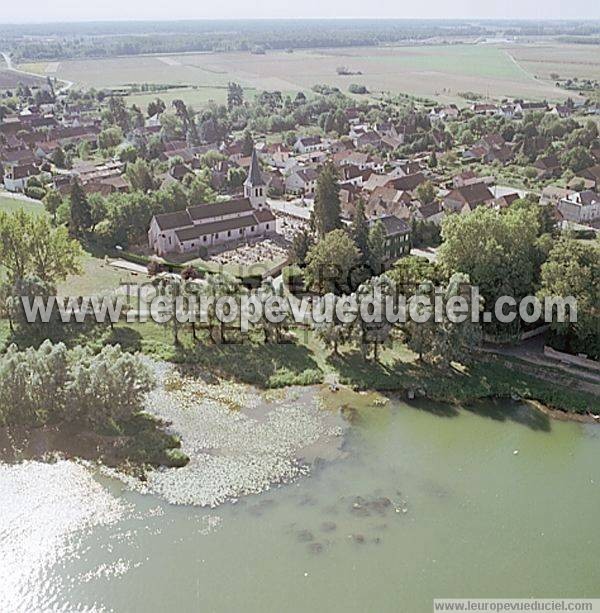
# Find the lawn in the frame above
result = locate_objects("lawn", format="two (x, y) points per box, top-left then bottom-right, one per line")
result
(0, 194), (46, 216)
(57, 252), (150, 298)
(19, 43), (579, 104)
(0, 196), (136, 296)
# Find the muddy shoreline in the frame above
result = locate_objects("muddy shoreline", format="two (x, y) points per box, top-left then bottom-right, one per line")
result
(1, 367), (596, 505)
(524, 399), (600, 423)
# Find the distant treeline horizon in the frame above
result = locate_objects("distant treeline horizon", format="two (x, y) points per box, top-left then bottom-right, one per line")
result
(1, 19), (599, 63)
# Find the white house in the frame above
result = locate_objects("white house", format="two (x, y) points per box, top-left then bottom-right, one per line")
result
(558, 191), (600, 224)
(3, 163), (41, 192)
(293, 136), (324, 154)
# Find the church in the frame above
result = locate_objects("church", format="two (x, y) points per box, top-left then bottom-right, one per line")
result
(148, 149), (277, 257)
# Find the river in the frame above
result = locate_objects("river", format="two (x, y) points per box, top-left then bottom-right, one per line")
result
(1, 390), (600, 612)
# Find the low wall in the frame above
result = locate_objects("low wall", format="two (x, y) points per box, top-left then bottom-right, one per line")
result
(262, 257), (292, 280)
(521, 325), (550, 340)
(544, 346), (600, 373)
(483, 325), (549, 345)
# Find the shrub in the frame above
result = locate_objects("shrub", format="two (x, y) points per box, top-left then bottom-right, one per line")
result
(25, 186), (46, 200)
(181, 265), (199, 280)
(0, 341), (154, 429)
(147, 260), (165, 276)
(348, 83), (368, 94)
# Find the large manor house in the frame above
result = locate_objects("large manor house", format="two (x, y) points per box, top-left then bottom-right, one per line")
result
(148, 150), (276, 256)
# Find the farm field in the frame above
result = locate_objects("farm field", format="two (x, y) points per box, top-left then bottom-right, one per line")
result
(125, 85), (258, 110)
(0, 68), (44, 89)
(506, 43), (600, 81)
(18, 43), (580, 104)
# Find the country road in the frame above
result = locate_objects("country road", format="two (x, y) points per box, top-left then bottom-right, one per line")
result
(1, 51), (73, 93)
(1, 51), (13, 70)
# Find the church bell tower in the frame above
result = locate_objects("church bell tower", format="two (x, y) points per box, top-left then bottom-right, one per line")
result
(244, 148), (266, 210)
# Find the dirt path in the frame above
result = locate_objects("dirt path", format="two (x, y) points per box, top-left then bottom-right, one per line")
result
(483, 339), (600, 397)
(502, 49), (582, 100)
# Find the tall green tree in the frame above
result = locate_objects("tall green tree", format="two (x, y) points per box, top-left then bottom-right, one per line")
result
(172, 99), (199, 145)
(241, 130), (254, 156)
(305, 229), (359, 294)
(0, 210), (82, 284)
(538, 237), (600, 359)
(312, 164), (342, 238)
(52, 146), (67, 168)
(415, 180), (436, 205)
(401, 273), (482, 365)
(126, 159), (156, 193)
(368, 220), (387, 275)
(227, 82), (244, 110)
(43, 189), (62, 223)
(290, 229), (314, 267)
(106, 96), (130, 132)
(69, 179), (92, 237)
(353, 276), (394, 361)
(98, 126), (123, 150)
(351, 199), (369, 264)
(439, 205), (541, 331)
(188, 172), (216, 204)
(147, 97), (166, 117)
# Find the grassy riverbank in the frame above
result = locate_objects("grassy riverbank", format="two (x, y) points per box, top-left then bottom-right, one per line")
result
(90, 323), (598, 415)
(1, 319), (596, 419)
(328, 350), (598, 415)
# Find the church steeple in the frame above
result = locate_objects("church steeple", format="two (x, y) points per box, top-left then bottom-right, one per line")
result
(244, 148), (266, 209)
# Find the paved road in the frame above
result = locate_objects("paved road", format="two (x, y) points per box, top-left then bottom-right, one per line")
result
(0, 189), (41, 204)
(411, 247), (439, 262)
(1, 51), (73, 93)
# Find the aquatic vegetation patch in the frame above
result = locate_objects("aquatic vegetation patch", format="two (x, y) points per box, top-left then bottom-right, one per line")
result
(116, 361), (344, 506)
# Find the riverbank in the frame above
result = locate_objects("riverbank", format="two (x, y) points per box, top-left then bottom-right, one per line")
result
(525, 399), (600, 424)
(330, 351), (599, 416)
(97, 361), (346, 506)
(0, 320), (596, 484)
(97, 322), (598, 418)
(3, 388), (600, 613)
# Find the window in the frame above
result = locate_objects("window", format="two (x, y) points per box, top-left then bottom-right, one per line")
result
(266, 224), (270, 230)
(214, 233), (219, 239)
(251, 226), (255, 232)
(239, 229), (243, 235)
(227, 230), (231, 237)
(203, 236), (207, 242)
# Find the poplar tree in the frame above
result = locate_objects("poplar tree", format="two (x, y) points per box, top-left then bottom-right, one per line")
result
(312, 164), (342, 238)
(69, 179), (92, 237)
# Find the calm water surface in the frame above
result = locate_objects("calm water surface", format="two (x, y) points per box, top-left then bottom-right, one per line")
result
(2, 396), (600, 612)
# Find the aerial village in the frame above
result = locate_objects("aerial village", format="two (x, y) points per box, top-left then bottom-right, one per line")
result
(1, 80), (599, 281)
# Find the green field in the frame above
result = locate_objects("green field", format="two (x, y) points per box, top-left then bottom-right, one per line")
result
(125, 85), (258, 111)
(0, 195), (46, 216)
(507, 43), (600, 81)
(0, 195), (143, 296)
(18, 43), (580, 104)
(57, 252), (149, 297)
